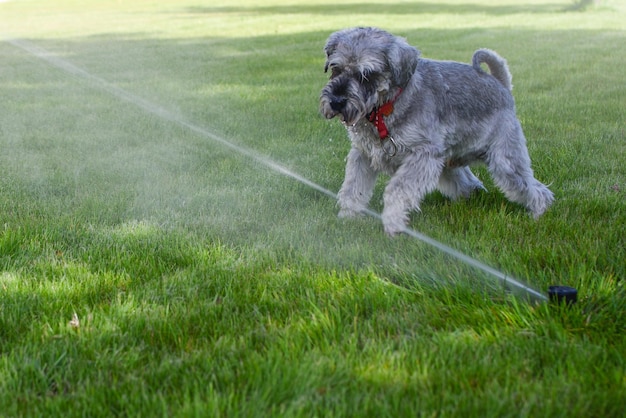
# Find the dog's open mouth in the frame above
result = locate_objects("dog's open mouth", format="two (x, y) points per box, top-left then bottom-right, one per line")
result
(321, 99), (360, 126)
(338, 113), (359, 127)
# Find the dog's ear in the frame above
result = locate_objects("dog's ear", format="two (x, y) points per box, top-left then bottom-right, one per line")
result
(387, 39), (420, 87)
(323, 34), (340, 73)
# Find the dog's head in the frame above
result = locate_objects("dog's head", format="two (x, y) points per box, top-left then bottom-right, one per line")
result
(319, 27), (420, 126)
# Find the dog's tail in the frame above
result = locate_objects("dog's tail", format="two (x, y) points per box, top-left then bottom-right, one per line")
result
(472, 49), (512, 91)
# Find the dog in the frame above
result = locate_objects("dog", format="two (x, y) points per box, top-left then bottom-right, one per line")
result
(320, 27), (554, 236)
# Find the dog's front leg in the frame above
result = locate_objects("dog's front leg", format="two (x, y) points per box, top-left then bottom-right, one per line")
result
(382, 151), (442, 236)
(337, 147), (377, 218)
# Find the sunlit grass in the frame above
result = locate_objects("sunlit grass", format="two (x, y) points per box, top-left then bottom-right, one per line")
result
(1, 0), (625, 416)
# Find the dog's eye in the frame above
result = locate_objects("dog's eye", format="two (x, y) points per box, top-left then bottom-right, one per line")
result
(360, 70), (375, 83)
(329, 67), (341, 79)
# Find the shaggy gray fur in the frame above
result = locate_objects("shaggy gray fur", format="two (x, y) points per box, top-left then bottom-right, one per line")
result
(319, 27), (554, 235)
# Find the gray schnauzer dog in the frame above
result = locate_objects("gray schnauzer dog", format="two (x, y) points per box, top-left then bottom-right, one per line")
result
(320, 27), (554, 236)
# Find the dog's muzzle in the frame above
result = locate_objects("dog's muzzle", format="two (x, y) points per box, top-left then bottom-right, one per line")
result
(330, 96), (347, 113)
(321, 95), (360, 126)
(321, 78), (352, 121)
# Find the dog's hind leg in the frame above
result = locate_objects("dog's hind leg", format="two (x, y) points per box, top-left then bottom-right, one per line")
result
(438, 166), (487, 200)
(486, 120), (554, 218)
(382, 150), (443, 235)
(337, 147), (378, 218)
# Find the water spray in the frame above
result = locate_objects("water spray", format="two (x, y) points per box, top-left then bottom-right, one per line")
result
(4, 36), (577, 305)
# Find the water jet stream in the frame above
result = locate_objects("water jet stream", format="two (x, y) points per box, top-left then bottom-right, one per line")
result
(4, 36), (548, 303)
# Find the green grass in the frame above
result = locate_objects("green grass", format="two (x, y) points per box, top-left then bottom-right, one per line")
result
(1, 0), (625, 416)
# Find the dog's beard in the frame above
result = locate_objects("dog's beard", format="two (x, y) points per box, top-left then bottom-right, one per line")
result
(320, 78), (380, 126)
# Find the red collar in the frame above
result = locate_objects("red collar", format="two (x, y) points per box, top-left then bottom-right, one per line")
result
(368, 88), (403, 140)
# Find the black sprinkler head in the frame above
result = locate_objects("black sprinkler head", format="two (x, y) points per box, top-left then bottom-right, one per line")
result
(548, 285), (578, 305)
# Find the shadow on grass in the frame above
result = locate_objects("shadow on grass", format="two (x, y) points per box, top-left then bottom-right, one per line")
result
(182, 2), (568, 16)
(564, 0), (598, 12)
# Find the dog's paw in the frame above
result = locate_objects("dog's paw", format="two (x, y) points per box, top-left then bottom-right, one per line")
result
(528, 183), (555, 219)
(383, 224), (405, 237)
(474, 181), (488, 194)
(458, 182), (488, 199)
(338, 207), (364, 218)
(382, 211), (409, 237)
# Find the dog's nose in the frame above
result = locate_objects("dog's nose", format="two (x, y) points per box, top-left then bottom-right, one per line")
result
(330, 97), (347, 112)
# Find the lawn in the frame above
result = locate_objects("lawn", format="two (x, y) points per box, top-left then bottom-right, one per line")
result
(1, 0), (625, 416)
